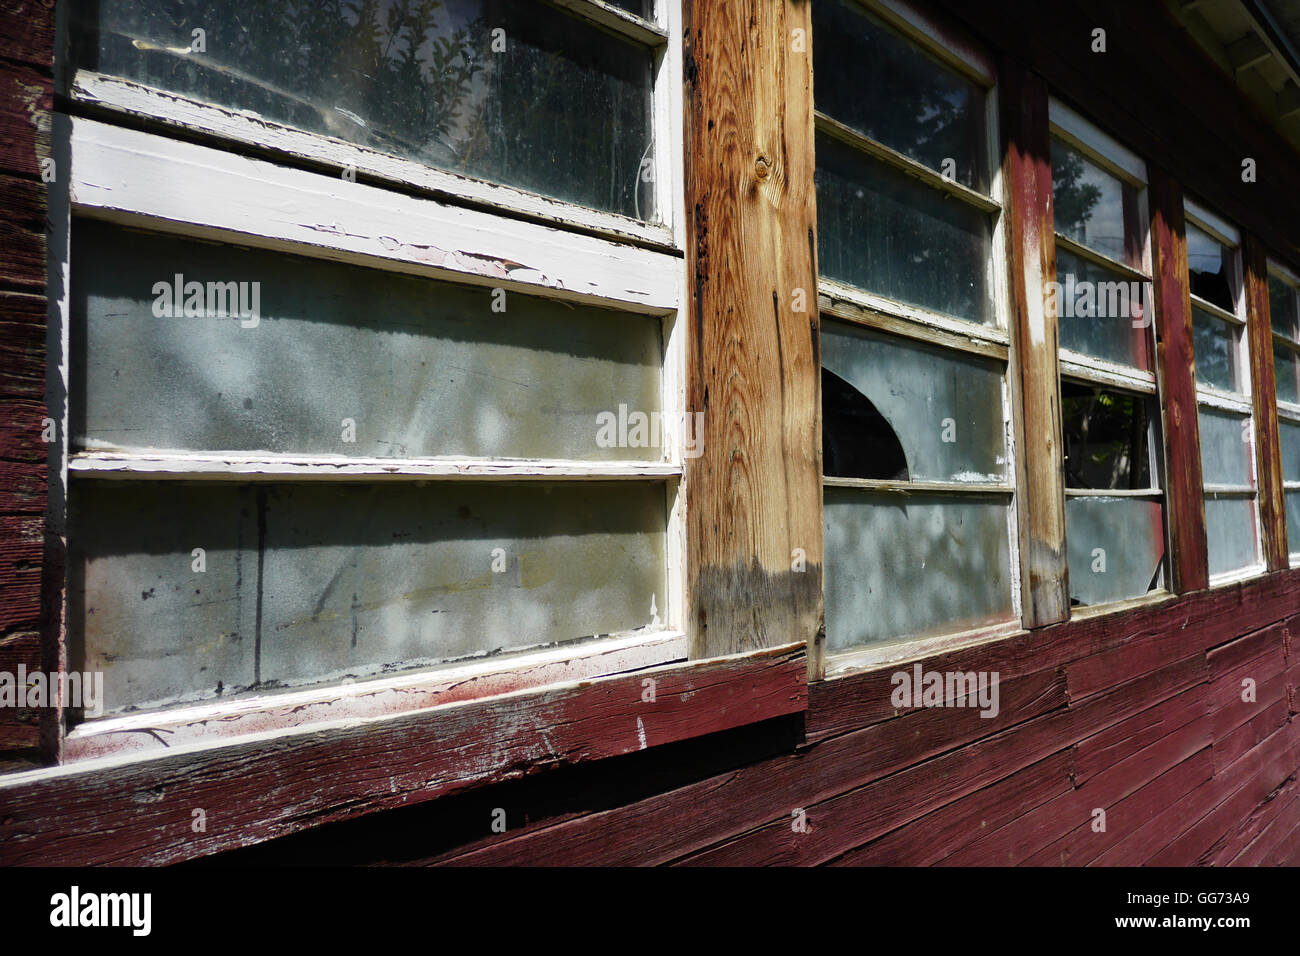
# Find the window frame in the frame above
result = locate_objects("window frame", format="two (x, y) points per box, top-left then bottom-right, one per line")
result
(50, 0), (692, 759)
(1183, 198), (1266, 584)
(1266, 258), (1300, 567)
(1046, 99), (1171, 613)
(812, 0), (1023, 676)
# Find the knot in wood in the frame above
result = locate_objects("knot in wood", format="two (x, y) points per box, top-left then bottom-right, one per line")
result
(754, 154), (772, 181)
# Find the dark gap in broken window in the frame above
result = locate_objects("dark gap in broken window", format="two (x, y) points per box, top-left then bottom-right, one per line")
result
(821, 368), (909, 481)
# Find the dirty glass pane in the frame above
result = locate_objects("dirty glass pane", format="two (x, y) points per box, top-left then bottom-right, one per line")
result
(71, 480), (668, 715)
(72, 0), (656, 219)
(1199, 407), (1254, 488)
(1186, 224), (1236, 314)
(821, 320), (1006, 483)
(1275, 346), (1300, 407)
(1280, 421), (1300, 482)
(816, 133), (995, 325)
(1061, 383), (1155, 489)
(1288, 491), (1300, 557)
(72, 222), (662, 461)
(1268, 273), (1297, 340)
(1192, 305), (1242, 394)
(1051, 137), (1132, 266)
(1055, 248), (1150, 370)
(1204, 493), (1259, 577)
(811, 0), (987, 191)
(1066, 496), (1164, 606)
(823, 488), (1012, 651)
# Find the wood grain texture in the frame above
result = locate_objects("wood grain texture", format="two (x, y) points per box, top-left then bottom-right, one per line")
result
(1244, 233), (1288, 568)
(0, 644), (806, 865)
(1000, 60), (1068, 628)
(682, 0), (823, 666)
(1149, 168), (1209, 592)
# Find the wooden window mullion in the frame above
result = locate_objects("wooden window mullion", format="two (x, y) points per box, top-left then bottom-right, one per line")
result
(1148, 168), (1209, 592)
(1243, 233), (1289, 568)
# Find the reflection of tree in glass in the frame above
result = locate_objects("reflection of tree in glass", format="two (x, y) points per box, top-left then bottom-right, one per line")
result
(1052, 146), (1103, 242)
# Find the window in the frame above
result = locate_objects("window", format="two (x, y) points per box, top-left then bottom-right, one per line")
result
(1048, 101), (1167, 608)
(1267, 261), (1300, 565)
(1183, 200), (1262, 580)
(812, 0), (1018, 664)
(57, 0), (686, 751)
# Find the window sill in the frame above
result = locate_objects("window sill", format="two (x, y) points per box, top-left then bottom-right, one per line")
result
(66, 629), (689, 761)
(0, 643), (806, 865)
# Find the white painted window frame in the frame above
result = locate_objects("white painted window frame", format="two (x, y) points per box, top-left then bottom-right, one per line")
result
(1046, 100), (1171, 610)
(814, 0), (1023, 675)
(1183, 201), (1266, 585)
(51, 0), (690, 760)
(1266, 259), (1300, 567)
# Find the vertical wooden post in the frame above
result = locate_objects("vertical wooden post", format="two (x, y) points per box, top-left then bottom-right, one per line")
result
(1148, 168), (1209, 592)
(999, 60), (1069, 628)
(681, 0), (823, 674)
(1243, 233), (1289, 569)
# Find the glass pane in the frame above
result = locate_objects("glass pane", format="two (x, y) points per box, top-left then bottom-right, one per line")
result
(1268, 272), (1297, 340)
(1204, 493), (1258, 577)
(816, 133), (995, 325)
(72, 221), (662, 461)
(1280, 421), (1300, 483)
(1191, 305), (1242, 394)
(1054, 247), (1150, 370)
(1051, 137), (1133, 266)
(1186, 223), (1236, 314)
(1061, 383), (1155, 489)
(1276, 347), (1300, 406)
(811, 0), (987, 190)
(1198, 407), (1254, 487)
(1066, 496), (1164, 606)
(824, 488), (1012, 651)
(74, 0), (656, 220)
(821, 321), (1006, 483)
(71, 480), (667, 715)
(1288, 490), (1300, 558)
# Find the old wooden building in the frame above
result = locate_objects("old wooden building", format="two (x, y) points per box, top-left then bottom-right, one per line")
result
(0, 0), (1298, 867)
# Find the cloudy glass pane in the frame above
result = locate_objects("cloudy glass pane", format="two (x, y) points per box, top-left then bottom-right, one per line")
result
(824, 488), (1012, 651)
(72, 480), (668, 716)
(1198, 407), (1254, 488)
(72, 221), (662, 461)
(1191, 306), (1241, 394)
(1055, 248), (1150, 370)
(1204, 493), (1259, 577)
(1066, 496), (1164, 606)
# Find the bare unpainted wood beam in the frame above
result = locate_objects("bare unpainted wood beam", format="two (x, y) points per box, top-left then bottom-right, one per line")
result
(682, 0), (824, 673)
(1243, 233), (1290, 568)
(1149, 168), (1210, 593)
(999, 61), (1069, 628)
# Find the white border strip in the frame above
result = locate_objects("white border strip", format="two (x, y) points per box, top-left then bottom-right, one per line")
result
(1049, 96), (1148, 184)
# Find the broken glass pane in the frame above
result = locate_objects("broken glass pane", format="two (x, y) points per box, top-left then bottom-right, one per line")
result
(811, 0), (988, 190)
(821, 320), (1006, 483)
(1061, 383), (1155, 489)
(1054, 248), (1150, 370)
(816, 134), (995, 325)
(1066, 496), (1164, 606)
(71, 479), (668, 716)
(72, 221), (663, 461)
(1204, 493), (1259, 577)
(73, 0), (656, 219)
(1192, 305), (1242, 393)
(1198, 407), (1254, 488)
(1186, 223), (1236, 313)
(823, 488), (1013, 651)
(1051, 137), (1133, 266)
